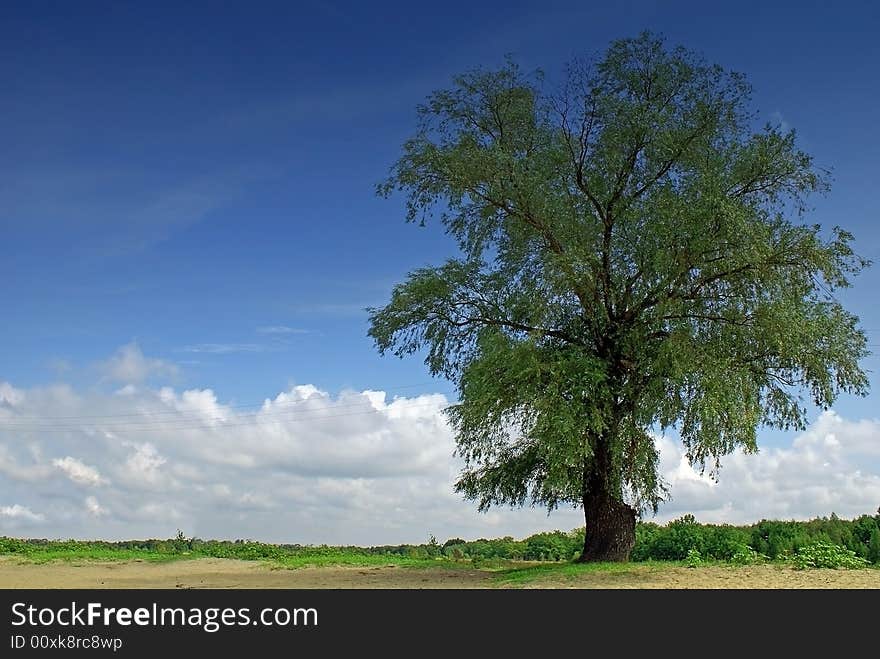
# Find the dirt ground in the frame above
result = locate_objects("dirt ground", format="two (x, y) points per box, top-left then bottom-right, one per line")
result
(1, 558), (878, 588)
(0, 559), (492, 589)
(524, 564), (880, 589)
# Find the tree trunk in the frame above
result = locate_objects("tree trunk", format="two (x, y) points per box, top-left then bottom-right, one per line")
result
(578, 486), (636, 562)
(577, 439), (636, 562)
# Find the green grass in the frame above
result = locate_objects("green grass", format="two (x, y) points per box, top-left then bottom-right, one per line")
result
(0, 537), (466, 569)
(0, 539), (189, 564)
(492, 559), (678, 587)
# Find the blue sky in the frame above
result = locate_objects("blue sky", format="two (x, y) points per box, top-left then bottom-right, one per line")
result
(1, 1), (879, 542)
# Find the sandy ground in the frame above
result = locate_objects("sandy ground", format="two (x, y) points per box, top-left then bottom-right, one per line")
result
(1, 558), (878, 588)
(0, 559), (492, 589)
(523, 564), (880, 589)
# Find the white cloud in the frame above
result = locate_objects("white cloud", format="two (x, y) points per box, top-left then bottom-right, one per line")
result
(0, 504), (44, 522)
(85, 496), (107, 517)
(119, 443), (169, 489)
(0, 382), (24, 409)
(97, 342), (178, 384)
(0, 377), (878, 543)
(52, 457), (107, 487)
(653, 410), (880, 523)
(0, 445), (55, 482)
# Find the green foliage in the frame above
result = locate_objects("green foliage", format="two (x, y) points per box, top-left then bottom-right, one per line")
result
(748, 514), (880, 559)
(2, 512), (878, 568)
(868, 528), (880, 564)
(750, 520), (813, 558)
(684, 548), (702, 568)
(729, 545), (766, 566)
(633, 515), (750, 561)
(369, 29), (870, 545)
(792, 542), (869, 570)
(631, 512), (880, 563)
(523, 531), (582, 561)
(426, 534), (442, 558)
(700, 526), (753, 560)
(630, 522), (660, 561)
(636, 515), (705, 560)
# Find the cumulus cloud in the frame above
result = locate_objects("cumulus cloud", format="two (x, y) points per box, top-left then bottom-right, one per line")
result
(97, 342), (178, 384)
(654, 411), (880, 523)
(118, 442), (170, 489)
(0, 382), (25, 407)
(0, 504), (44, 523)
(0, 377), (878, 543)
(85, 496), (107, 517)
(52, 457), (107, 487)
(0, 445), (55, 482)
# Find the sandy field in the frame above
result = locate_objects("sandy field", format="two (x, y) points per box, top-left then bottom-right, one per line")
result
(1, 558), (879, 588)
(0, 559), (491, 589)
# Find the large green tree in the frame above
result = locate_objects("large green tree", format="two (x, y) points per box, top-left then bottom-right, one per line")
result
(368, 33), (870, 561)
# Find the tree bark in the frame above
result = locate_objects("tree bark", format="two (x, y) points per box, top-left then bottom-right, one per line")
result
(577, 439), (637, 562)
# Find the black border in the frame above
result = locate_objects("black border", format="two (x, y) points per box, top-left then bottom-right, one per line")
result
(1, 588), (876, 655)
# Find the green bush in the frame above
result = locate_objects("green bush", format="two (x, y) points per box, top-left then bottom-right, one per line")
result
(523, 531), (579, 561)
(631, 522), (661, 561)
(443, 544), (466, 560)
(792, 542), (869, 570)
(639, 515), (705, 560)
(684, 548), (702, 568)
(729, 544), (766, 566)
(750, 520), (812, 558)
(701, 526), (752, 560)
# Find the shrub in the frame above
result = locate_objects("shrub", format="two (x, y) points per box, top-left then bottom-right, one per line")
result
(685, 548), (702, 568)
(792, 542), (869, 570)
(729, 544), (766, 566)
(646, 515), (705, 560)
(631, 522), (661, 561)
(750, 520), (813, 558)
(443, 544), (466, 560)
(701, 526), (752, 560)
(523, 531), (579, 561)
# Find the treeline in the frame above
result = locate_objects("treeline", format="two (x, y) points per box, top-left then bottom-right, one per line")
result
(442, 511), (880, 563)
(633, 512), (880, 562)
(443, 510), (880, 564)
(2, 511), (879, 564)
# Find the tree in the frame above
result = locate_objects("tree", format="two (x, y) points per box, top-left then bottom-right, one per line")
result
(368, 33), (870, 561)
(869, 527), (880, 565)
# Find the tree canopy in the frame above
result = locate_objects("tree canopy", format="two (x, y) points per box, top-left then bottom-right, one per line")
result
(368, 32), (870, 560)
